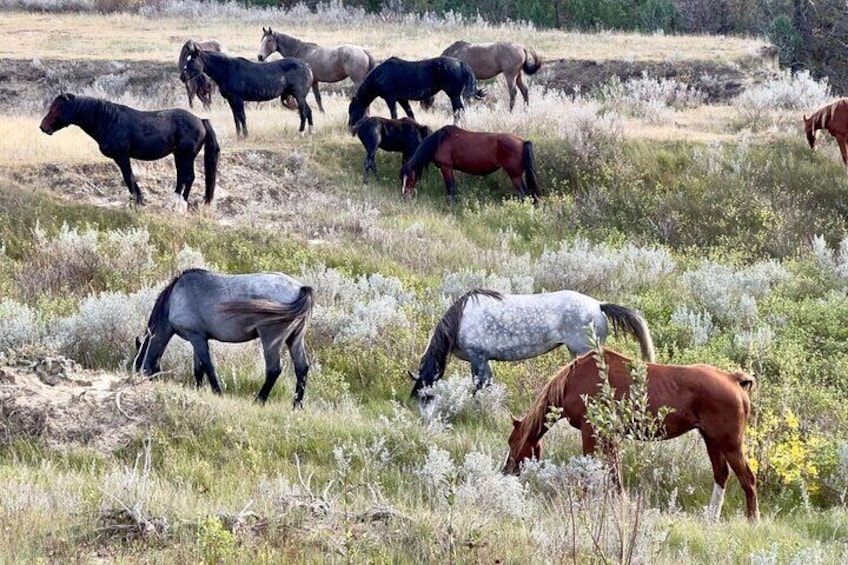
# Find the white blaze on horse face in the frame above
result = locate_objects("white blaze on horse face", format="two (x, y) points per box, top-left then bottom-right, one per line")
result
(707, 482), (726, 520)
(401, 175), (407, 196)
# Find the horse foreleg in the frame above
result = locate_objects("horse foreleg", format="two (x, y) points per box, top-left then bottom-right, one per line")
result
(286, 325), (310, 409)
(384, 99), (399, 119)
(449, 96), (464, 125)
(837, 134), (848, 173)
(398, 100), (415, 120)
(581, 422), (622, 491)
(469, 355), (493, 390)
(114, 157), (144, 205)
(701, 434), (730, 520)
(189, 337), (222, 394)
(439, 166), (458, 204)
(311, 82), (325, 114)
(226, 97), (246, 138)
(725, 448), (759, 522)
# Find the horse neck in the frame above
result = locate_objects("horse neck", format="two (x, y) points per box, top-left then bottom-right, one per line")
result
(275, 33), (304, 57)
(520, 364), (572, 447)
(417, 324), (452, 385)
(68, 97), (118, 139)
(197, 51), (228, 82)
(405, 127), (449, 174)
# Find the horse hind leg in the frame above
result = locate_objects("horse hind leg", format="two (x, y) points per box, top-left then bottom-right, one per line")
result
(516, 72), (529, 107)
(286, 324), (310, 409)
(174, 153), (196, 212)
(295, 97), (314, 135)
(701, 434), (730, 520)
(256, 328), (284, 405)
(504, 73), (519, 112)
(311, 82), (325, 114)
(398, 100), (415, 120)
(725, 448), (759, 522)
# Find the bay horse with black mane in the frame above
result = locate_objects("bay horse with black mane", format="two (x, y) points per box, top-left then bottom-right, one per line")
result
(135, 269), (314, 408)
(257, 27), (375, 114)
(439, 40), (542, 111)
(400, 125), (540, 204)
(347, 56), (485, 130)
(178, 39), (225, 110)
(804, 98), (848, 173)
(408, 289), (655, 416)
(39, 93), (219, 208)
(182, 40), (314, 137)
(351, 116), (432, 183)
(504, 349), (759, 521)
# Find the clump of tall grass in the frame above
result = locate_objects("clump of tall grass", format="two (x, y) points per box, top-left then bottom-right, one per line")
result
(418, 371), (507, 425)
(596, 72), (705, 124)
(734, 70), (831, 131)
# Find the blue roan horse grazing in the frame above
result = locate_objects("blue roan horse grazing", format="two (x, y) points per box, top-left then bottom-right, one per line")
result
(135, 269), (314, 408)
(408, 289), (656, 414)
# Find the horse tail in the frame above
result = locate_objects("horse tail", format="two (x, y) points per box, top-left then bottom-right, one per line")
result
(735, 372), (756, 393)
(522, 47), (542, 75)
(350, 116), (368, 137)
(218, 286), (314, 330)
(522, 141), (540, 198)
(202, 119), (219, 204)
(599, 303), (656, 363)
(461, 63), (486, 100)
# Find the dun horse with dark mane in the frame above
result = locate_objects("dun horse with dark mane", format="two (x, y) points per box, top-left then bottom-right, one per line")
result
(39, 93), (219, 208)
(804, 98), (848, 172)
(400, 125), (540, 204)
(439, 40), (542, 111)
(257, 27), (375, 113)
(504, 349), (759, 522)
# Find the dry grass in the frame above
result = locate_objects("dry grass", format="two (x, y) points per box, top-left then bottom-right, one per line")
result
(0, 11), (769, 64)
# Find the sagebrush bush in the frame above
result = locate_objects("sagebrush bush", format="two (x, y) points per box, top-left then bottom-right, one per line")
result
(597, 72), (705, 124)
(0, 298), (47, 353)
(419, 372), (507, 425)
(734, 70), (831, 130)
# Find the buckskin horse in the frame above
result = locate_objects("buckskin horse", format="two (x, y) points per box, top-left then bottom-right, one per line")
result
(804, 98), (848, 173)
(504, 348), (759, 522)
(182, 41), (314, 137)
(400, 125), (540, 204)
(257, 27), (375, 113)
(408, 288), (655, 416)
(39, 93), (219, 208)
(135, 269), (314, 408)
(439, 40), (542, 111)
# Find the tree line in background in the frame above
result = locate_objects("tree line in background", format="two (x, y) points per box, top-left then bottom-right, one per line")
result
(264, 0), (847, 95)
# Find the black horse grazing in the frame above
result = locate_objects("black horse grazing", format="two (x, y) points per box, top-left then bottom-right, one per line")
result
(347, 56), (485, 130)
(39, 93), (219, 207)
(350, 116), (432, 183)
(181, 40), (314, 137)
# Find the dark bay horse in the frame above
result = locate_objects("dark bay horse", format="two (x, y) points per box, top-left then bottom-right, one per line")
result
(39, 93), (219, 207)
(440, 40), (542, 111)
(504, 349), (759, 522)
(182, 41), (314, 137)
(178, 39), (225, 110)
(400, 125), (540, 204)
(257, 27), (375, 113)
(346, 56), (485, 129)
(135, 269), (314, 408)
(408, 289), (655, 415)
(804, 98), (848, 173)
(351, 116), (432, 183)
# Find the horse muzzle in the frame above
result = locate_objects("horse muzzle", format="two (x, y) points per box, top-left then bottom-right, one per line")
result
(257, 54), (265, 62)
(39, 123), (53, 135)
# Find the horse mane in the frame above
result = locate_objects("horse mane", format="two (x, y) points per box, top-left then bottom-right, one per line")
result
(146, 268), (207, 330)
(416, 288), (503, 387)
(62, 95), (123, 124)
(403, 125), (457, 177)
(808, 98), (848, 130)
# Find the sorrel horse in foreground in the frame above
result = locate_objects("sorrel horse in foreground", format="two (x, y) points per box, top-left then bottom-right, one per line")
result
(439, 40), (542, 111)
(39, 93), (219, 208)
(804, 98), (848, 172)
(257, 27), (375, 113)
(346, 56), (485, 129)
(351, 116), (432, 183)
(400, 125), (540, 204)
(505, 349), (759, 522)
(135, 269), (314, 408)
(178, 39), (225, 110)
(409, 289), (655, 416)
(182, 41), (314, 137)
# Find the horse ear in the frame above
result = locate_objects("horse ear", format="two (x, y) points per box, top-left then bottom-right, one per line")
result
(803, 114), (808, 122)
(60, 92), (74, 101)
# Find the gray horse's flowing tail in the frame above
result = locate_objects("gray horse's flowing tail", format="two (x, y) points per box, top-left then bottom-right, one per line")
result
(218, 286), (314, 332)
(202, 119), (220, 204)
(599, 303), (656, 362)
(522, 47), (542, 75)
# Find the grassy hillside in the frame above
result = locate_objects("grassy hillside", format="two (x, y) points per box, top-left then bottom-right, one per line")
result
(1, 5), (848, 563)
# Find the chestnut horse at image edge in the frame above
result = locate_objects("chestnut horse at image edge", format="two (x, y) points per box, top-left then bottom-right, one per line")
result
(804, 98), (848, 172)
(400, 125), (540, 204)
(504, 349), (759, 522)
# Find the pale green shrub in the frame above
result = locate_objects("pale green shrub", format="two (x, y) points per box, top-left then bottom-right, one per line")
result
(734, 70), (831, 130)
(598, 72), (706, 124)
(419, 372), (507, 425)
(670, 306), (714, 347)
(0, 298), (47, 353)
(558, 102), (625, 162)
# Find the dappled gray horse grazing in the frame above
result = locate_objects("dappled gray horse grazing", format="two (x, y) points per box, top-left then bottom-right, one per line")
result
(440, 40), (542, 111)
(408, 289), (655, 415)
(178, 39), (225, 110)
(135, 269), (314, 408)
(257, 27), (375, 113)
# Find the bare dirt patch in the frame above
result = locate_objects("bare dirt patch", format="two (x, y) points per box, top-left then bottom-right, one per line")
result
(0, 352), (158, 454)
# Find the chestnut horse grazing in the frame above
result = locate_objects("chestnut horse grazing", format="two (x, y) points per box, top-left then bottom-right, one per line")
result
(440, 40), (542, 111)
(504, 349), (759, 522)
(400, 125), (540, 204)
(804, 98), (848, 172)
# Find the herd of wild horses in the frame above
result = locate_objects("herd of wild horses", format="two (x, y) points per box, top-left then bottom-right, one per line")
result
(49, 27), (848, 524)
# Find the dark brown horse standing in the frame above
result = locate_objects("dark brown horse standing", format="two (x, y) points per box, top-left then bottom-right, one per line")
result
(257, 27), (375, 113)
(39, 93), (219, 208)
(440, 40), (542, 111)
(504, 349), (759, 522)
(804, 99), (848, 173)
(400, 125), (540, 204)
(351, 116), (432, 183)
(178, 39), (225, 110)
